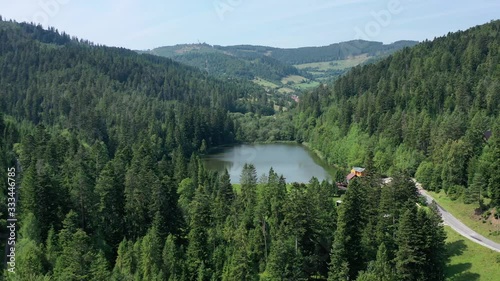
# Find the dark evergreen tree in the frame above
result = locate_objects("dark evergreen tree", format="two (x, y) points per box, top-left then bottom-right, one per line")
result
(328, 179), (367, 281)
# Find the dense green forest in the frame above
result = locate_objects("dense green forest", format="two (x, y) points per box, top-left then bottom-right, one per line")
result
(4, 17), (495, 281)
(296, 20), (500, 211)
(147, 45), (303, 84)
(215, 40), (418, 65)
(0, 21), (278, 118)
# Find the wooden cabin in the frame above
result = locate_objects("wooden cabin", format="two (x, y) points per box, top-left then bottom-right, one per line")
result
(346, 167), (366, 183)
(351, 167), (366, 177)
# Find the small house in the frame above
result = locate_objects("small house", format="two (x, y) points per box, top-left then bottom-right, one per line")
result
(351, 167), (366, 177)
(346, 167), (366, 183)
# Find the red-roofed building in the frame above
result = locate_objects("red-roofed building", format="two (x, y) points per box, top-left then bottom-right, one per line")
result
(346, 167), (366, 183)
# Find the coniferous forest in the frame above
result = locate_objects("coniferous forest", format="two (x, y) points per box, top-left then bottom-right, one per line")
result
(0, 17), (499, 281)
(296, 20), (500, 208)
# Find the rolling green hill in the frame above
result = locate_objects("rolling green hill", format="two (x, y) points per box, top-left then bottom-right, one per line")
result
(215, 40), (418, 64)
(143, 40), (418, 93)
(145, 43), (303, 82)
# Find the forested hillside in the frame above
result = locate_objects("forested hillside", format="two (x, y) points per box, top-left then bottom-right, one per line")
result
(0, 19), (260, 280)
(215, 40), (418, 65)
(147, 44), (302, 83)
(145, 40), (418, 93)
(0, 20), (449, 281)
(297, 20), (500, 210)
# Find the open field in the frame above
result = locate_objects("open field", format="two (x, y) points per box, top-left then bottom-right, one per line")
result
(281, 75), (308, 84)
(427, 190), (500, 244)
(444, 226), (500, 281)
(252, 77), (280, 89)
(277, 87), (295, 94)
(281, 75), (322, 92)
(294, 54), (370, 71)
(252, 75), (319, 93)
(293, 80), (321, 90)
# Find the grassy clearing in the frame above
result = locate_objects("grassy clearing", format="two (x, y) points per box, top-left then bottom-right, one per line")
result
(444, 226), (500, 281)
(427, 190), (500, 244)
(294, 54), (370, 71)
(252, 77), (279, 89)
(277, 87), (295, 94)
(281, 75), (308, 85)
(293, 81), (321, 90)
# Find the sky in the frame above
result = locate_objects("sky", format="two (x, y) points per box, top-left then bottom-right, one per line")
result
(0, 0), (499, 50)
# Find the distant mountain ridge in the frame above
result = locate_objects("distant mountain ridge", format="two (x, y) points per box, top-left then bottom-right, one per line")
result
(146, 40), (418, 64)
(142, 40), (418, 92)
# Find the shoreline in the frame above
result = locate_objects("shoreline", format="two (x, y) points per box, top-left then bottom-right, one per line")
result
(301, 142), (346, 173)
(205, 140), (347, 180)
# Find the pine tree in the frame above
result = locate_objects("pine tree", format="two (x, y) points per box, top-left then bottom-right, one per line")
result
(21, 159), (59, 241)
(488, 122), (500, 207)
(45, 226), (59, 271)
(95, 161), (124, 248)
(265, 228), (306, 281)
(139, 226), (163, 280)
(394, 209), (425, 281)
(328, 179), (367, 281)
(124, 146), (156, 238)
(15, 239), (46, 279)
(224, 225), (254, 281)
(89, 251), (111, 281)
(113, 239), (136, 279)
(420, 203), (447, 281)
(186, 185), (212, 280)
(162, 234), (181, 280)
(372, 243), (396, 281)
(178, 178), (196, 221)
(239, 163), (258, 228)
(19, 212), (41, 243)
(53, 229), (95, 280)
(217, 169), (235, 213)
(357, 243), (396, 281)
(174, 145), (188, 182)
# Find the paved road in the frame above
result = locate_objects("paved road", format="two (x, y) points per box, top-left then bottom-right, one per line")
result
(416, 182), (500, 253)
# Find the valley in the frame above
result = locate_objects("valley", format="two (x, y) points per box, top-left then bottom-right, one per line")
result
(0, 13), (499, 281)
(142, 40), (418, 95)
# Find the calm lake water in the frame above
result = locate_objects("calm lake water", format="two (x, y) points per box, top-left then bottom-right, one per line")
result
(202, 143), (336, 184)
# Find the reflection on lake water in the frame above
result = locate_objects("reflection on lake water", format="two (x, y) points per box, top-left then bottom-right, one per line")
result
(202, 143), (338, 184)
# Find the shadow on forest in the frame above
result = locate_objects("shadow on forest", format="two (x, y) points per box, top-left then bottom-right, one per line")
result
(445, 239), (480, 281)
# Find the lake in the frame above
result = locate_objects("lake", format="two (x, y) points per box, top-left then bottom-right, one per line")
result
(202, 143), (337, 183)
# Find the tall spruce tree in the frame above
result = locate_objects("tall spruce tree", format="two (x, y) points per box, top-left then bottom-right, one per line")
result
(328, 179), (367, 281)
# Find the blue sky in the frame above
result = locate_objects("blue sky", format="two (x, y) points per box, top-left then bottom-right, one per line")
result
(1, 0), (499, 50)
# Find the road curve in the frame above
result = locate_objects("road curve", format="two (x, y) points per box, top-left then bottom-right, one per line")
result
(416, 183), (500, 253)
